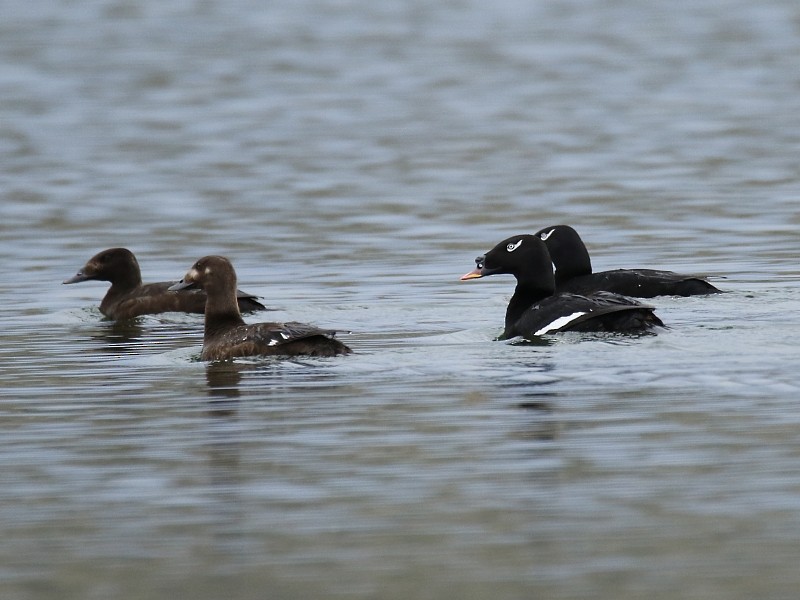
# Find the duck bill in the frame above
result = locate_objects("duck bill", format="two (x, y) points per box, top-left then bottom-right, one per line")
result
(168, 280), (195, 291)
(460, 268), (484, 281)
(63, 272), (90, 284)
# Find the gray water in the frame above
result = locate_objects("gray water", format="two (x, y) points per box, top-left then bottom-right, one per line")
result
(2, 0), (800, 598)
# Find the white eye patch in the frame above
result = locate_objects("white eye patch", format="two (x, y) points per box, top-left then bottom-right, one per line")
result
(540, 229), (556, 241)
(506, 239), (523, 252)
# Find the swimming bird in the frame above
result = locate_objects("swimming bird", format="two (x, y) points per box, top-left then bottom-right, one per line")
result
(461, 234), (663, 339)
(535, 225), (721, 297)
(63, 248), (266, 320)
(169, 255), (351, 360)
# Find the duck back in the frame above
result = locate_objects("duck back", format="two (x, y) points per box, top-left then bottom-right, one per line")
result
(555, 269), (720, 298)
(201, 321), (351, 361)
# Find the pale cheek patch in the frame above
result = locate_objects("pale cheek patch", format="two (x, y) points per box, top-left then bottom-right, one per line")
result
(535, 311), (587, 336)
(204, 266), (213, 276)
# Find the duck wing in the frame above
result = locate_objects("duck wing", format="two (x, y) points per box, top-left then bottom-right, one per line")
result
(509, 292), (663, 339)
(202, 321), (351, 360)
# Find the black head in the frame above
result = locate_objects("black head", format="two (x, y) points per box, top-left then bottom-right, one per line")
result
(533, 225), (592, 279)
(461, 234), (555, 292)
(63, 247), (141, 285)
(169, 255), (237, 294)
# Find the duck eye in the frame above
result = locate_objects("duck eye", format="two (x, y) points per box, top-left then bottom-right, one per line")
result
(506, 240), (523, 252)
(540, 229), (555, 241)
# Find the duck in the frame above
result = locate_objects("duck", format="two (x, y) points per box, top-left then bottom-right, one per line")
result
(63, 248), (266, 320)
(169, 255), (351, 360)
(534, 225), (721, 297)
(461, 234), (663, 340)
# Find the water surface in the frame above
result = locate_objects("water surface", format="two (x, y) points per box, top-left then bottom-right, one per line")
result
(2, 0), (800, 598)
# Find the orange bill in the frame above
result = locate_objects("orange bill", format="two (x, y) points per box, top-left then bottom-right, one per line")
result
(460, 268), (484, 281)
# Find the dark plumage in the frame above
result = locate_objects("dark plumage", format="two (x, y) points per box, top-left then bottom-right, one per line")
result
(169, 255), (351, 360)
(461, 234), (663, 340)
(63, 248), (266, 320)
(534, 225), (721, 297)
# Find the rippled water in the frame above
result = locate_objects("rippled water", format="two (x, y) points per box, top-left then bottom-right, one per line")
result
(3, 0), (800, 598)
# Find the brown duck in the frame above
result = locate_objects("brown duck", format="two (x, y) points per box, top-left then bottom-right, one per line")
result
(64, 248), (266, 320)
(169, 255), (351, 360)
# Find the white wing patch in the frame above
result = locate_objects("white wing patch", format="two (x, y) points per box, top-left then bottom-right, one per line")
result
(506, 239), (523, 252)
(535, 311), (587, 335)
(268, 339), (279, 346)
(540, 228), (556, 241)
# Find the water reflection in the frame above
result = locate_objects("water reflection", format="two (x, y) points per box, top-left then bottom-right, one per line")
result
(205, 361), (243, 403)
(202, 362), (253, 566)
(511, 390), (559, 442)
(88, 319), (146, 355)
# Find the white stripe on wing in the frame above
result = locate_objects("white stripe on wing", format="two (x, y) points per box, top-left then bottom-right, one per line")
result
(534, 311), (587, 335)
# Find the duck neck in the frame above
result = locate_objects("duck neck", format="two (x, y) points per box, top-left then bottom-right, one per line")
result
(504, 281), (551, 335)
(203, 288), (246, 339)
(553, 239), (592, 280)
(100, 271), (142, 314)
(556, 259), (591, 282)
(105, 267), (142, 298)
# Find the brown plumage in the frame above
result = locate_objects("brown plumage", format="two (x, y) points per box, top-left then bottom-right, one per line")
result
(63, 248), (266, 320)
(169, 255), (351, 361)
